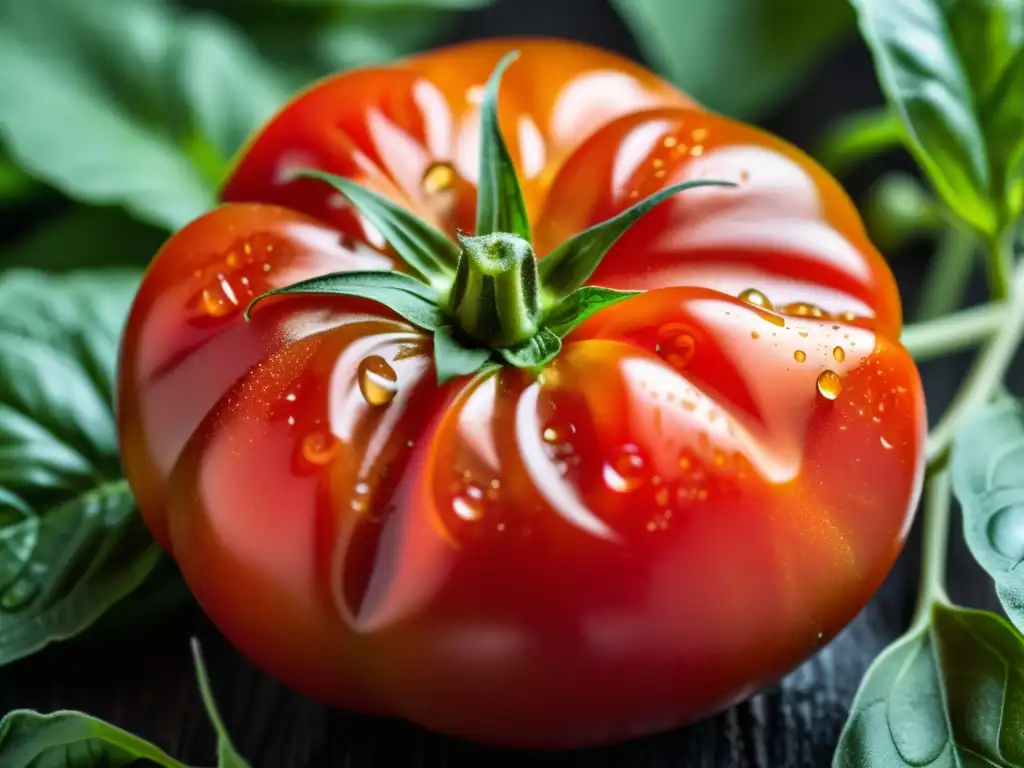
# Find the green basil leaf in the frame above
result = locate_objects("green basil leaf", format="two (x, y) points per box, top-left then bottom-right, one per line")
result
(191, 639), (250, 768)
(0, 640), (249, 767)
(611, 0), (855, 120)
(833, 603), (1024, 767)
(950, 397), (1024, 632)
(816, 107), (906, 177)
(544, 286), (640, 338)
(537, 180), (736, 297)
(297, 170), (459, 287)
(474, 51), (531, 241)
(432, 326), (494, 385)
(848, 0), (1024, 236)
(246, 269), (445, 331)
(0, 269), (176, 668)
(0, 0), (290, 231)
(0, 710), (189, 768)
(498, 328), (562, 369)
(1, 207), (165, 272)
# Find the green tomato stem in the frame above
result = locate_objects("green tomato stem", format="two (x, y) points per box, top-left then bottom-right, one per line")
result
(985, 227), (1015, 301)
(901, 301), (1004, 362)
(911, 469), (952, 631)
(915, 226), (975, 320)
(448, 232), (542, 348)
(926, 262), (1024, 466)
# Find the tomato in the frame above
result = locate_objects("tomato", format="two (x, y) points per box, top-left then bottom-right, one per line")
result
(117, 38), (926, 749)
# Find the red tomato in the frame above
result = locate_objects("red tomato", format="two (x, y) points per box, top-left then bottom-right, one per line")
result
(117, 38), (926, 748)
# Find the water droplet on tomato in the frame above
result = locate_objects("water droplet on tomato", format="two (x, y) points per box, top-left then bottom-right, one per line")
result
(751, 330), (760, 339)
(358, 356), (398, 406)
(422, 161), (457, 195)
(988, 504), (1024, 560)
(656, 324), (696, 370)
(200, 274), (240, 317)
(452, 493), (484, 521)
(794, 350), (807, 363)
(879, 436), (893, 450)
(602, 446), (648, 492)
(300, 430), (339, 466)
(738, 288), (772, 309)
(663, 135), (678, 148)
(542, 427), (559, 443)
(763, 313), (785, 327)
(816, 370), (842, 400)
(783, 302), (826, 318)
(836, 311), (857, 322)
(833, 346), (846, 363)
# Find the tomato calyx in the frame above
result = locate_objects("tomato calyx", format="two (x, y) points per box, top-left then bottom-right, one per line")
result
(245, 51), (737, 383)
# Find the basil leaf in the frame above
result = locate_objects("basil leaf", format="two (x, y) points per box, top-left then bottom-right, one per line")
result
(0, 640), (249, 767)
(544, 286), (640, 338)
(0, 710), (188, 768)
(950, 397), (1024, 632)
(611, 0), (854, 120)
(833, 603), (1024, 767)
(245, 269), (445, 331)
(848, 0), (1024, 236)
(817, 107), (905, 177)
(432, 326), (493, 385)
(0, 0), (290, 231)
(474, 51), (531, 241)
(1, 207), (164, 272)
(498, 329), (562, 369)
(0, 269), (175, 668)
(297, 170), (459, 286)
(191, 639), (250, 768)
(537, 180), (736, 297)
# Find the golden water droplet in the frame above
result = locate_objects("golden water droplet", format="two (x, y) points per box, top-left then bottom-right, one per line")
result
(690, 145), (704, 156)
(358, 355), (398, 406)
(452, 494), (483, 521)
(751, 330), (760, 339)
(713, 450), (727, 467)
(422, 162), (457, 195)
(783, 302), (826, 318)
(225, 252), (238, 268)
(833, 346), (846, 363)
(836, 311), (857, 322)
(663, 136), (678, 148)
(602, 447), (648, 492)
(200, 273), (240, 317)
(764, 313), (786, 327)
(656, 324), (696, 370)
(692, 128), (709, 142)
(816, 370), (842, 400)
(794, 349), (807, 363)
(300, 430), (339, 466)
(738, 288), (772, 309)
(652, 158), (664, 169)
(542, 427), (559, 443)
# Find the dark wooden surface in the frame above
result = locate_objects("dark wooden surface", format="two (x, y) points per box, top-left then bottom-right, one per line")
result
(0, 0), (1011, 765)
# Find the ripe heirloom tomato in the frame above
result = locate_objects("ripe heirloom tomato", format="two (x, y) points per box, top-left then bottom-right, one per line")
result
(117, 38), (926, 749)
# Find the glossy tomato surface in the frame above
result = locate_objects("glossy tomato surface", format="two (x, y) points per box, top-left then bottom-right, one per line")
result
(117, 38), (926, 749)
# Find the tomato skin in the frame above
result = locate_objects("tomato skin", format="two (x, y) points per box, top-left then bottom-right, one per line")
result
(117, 38), (926, 748)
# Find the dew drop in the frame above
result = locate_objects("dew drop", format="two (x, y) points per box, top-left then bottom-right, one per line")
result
(452, 494), (483, 521)
(225, 252), (239, 268)
(358, 356), (399, 406)
(663, 135), (678, 148)
(764, 313), (785, 327)
(988, 504), (1024, 560)
(783, 302), (826, 318)
(751, 330), (760, 339)
(422, 161), (457, 195)
(602, 446), (648, 492)
(836, 311), (857, 322)
(833, 346), (846, 363)
(300, 430), (339, 466)
(816, 370), (842, 400)
(738, 288), (773, 309)
(200, 273), (241, 318)
(713, 450), (727, 467)
(656, 324), (696, 370)
(542, 427), (559, 443)
(879, 436), (893, 450)
(794, 349), (807, 363)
